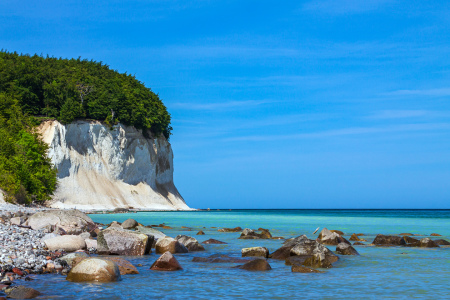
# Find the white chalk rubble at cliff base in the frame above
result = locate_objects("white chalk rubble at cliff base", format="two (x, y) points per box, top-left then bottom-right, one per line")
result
(38, 120), (191, 211)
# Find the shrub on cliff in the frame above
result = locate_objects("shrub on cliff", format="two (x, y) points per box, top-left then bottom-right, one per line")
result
(0, 93), (57, 204)
(0, 50), (172, 139)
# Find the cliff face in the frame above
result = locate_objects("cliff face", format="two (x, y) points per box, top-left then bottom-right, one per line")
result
(38, 120), (190, 210)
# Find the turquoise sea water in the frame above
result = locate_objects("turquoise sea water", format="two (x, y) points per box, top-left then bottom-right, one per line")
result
(20, 210), (450, 299)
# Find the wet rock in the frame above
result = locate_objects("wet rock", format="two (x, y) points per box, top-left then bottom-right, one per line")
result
(290, 239), (339, 264)
(121, 219), (138, 230)
(353, 242), (365, 246)
(218, 227), (242, 232)
(419, 238), (439, 248)
(150, 252), (182, 271)
(349, 233), (366, 242)
(336, 243), (359, 255)
(330, 230), (344, 235)
(238, 258), (271, 271)
(192, 254), (249, 263)
(202, 239), (227, 244)
(302, 253), (333, 268)
(270, 235), (309, 260)
(44, 235), (86, 252)
(59, 252), (89, 267)
(4, 286), (41, 299)
(27, 210), (95, 234)
(399, 233), (414, 236)
(97, 227), (151, 256)
(433, 239), (450, 246)
(66, 258), (121, 282)
(372, 234), (406, 246)
(285, 256), (309, 266)
(175, 235), (205, 251)
(401, 236), (420, 246)
(196, 231), (205, 235)
(291, 265), (324, 273)
(239, 228), (260, 239)
(104, 257), (139, 275)
(259, 229), (272, 239)
(317, 228), (350, 245)
(155, 237), (189, 254)
(430, 233), (442, 236)
(241, 247), (269, 258)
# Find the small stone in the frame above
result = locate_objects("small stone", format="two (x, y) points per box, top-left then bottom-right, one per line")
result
(121, 219), (138, 230)
(196, 231), (205, 235)
(430, 233), (442, 236)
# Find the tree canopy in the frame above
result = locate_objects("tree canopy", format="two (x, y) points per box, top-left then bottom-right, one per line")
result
(0, 51), (172, 138)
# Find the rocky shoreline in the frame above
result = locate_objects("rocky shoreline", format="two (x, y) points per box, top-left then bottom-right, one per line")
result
(0, 203), (449, 299)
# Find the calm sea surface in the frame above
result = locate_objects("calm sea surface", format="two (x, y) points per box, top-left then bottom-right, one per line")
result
(21, 210), (450, 299)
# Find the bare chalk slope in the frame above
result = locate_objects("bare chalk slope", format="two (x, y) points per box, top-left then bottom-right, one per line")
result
(39, 120), (190, 210)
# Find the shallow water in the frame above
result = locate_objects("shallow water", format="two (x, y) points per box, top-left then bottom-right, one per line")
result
(15, 210), (450, 299)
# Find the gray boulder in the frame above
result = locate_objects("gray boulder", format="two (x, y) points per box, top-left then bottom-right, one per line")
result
(121, 218), (138, 229)
(336, 243), (359, 255)
(59, 252), (90, 266)
(419, 238), (439, 248)
(175, 235), (205, 251)
(136, 226), (166, 240)
(27, 210), (95, 234)
(44, 235), (86, 252)
(97, 227), (151, 256)
(317, 228), (351, 245)
(155, 237), (189, 254)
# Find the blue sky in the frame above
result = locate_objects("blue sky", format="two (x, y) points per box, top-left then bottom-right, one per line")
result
(2, 0), (449, 208)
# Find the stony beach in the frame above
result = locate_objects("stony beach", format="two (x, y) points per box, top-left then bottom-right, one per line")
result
(0, 204), (449, 299)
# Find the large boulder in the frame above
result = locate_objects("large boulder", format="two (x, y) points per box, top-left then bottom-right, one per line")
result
(270, 235), (310, 260)
(336, 243), (359, 255)
(238, 258), (272, 271)
(121, 219), (138, 229)
(290, 239), (338, 264)
(150, 252), (182, 271)
(175, 235), (205, 251)
(4, 286), (41, 299)
(97, 227), (151, 256)
(239, 228), (260, 239)
(85, 239), (98, 250)
(317, 228), (350, 245)
(66, 258), (121, 282)
(44, 235), (86, 252)
(419, 238), (439, 248)
(372, 234), (406, 246)
(155, 237), (189, 254)
(27, 210), (95, 234)
(104, 257), (139, 275)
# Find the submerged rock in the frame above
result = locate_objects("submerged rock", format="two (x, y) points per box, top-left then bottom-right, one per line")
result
(4, 286), (41, 299)
(433, 239), (450, 246)
(202, 239), (227, 244)
(196, 231), (205, 235)
(302, 253), (333, 268)
(419, 238), (439, 248)
(218, 227), (242, 232)
(349, 233), (366, 242)
(150, 252), (182, 271)
(192, 254), (250, 263)
(241, 247), (269, 258)
(291, 265), (324, 273)
(430, 233), (441, 236)
(66, 258), (121, 282)
(336, 243), (359, 255)
(238, 258), (272, 271)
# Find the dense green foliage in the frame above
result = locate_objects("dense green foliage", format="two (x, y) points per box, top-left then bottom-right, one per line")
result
(0, 93), (57, 204)
(0, 51), (172, 138)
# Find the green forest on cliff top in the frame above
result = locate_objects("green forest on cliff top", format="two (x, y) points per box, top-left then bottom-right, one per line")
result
(0, 51), (173, 204)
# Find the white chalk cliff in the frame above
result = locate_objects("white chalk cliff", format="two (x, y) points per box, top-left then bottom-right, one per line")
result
(38, 120), (190, 210)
